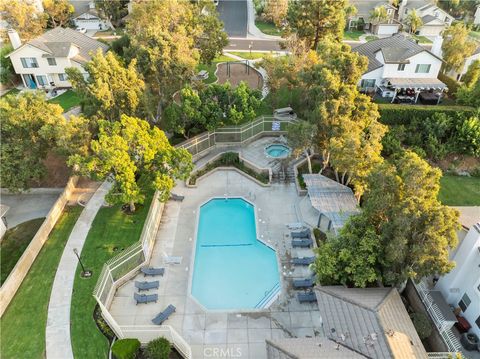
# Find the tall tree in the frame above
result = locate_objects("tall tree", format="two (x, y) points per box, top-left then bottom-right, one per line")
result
(0, 0), (47, 40)
(287, 0), (347, 49)
(405, 9), (423, 34)
(43, 0), (74, 27)
(69, 115), (193, 212)
(287, 120), (317, 174)
(66, 50), (145, 122)
(0, 45), (16, 86)
(0, 92), (90, 191)
(457, 76), (480, 108)
(94, 0), (129, 29)
(442, 23), (477, 72)
(264, 0), (288, 27)
(461, 59), (480, 88)
(369, 6), (389, 25)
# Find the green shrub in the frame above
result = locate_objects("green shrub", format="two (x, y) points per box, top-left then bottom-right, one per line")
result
(378, 104), (474, 125)
(438, 73), (460, 98)
(410, 312), (432, 339)
(111, 338), (140, 359)
(219, 152), (240, 165)
(146, 337), (171, 359)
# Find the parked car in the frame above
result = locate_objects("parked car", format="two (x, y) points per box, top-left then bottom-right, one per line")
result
(76, 27), (87, 34)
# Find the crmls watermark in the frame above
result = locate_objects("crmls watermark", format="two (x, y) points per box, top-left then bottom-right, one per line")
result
(204, 347), (243, 358)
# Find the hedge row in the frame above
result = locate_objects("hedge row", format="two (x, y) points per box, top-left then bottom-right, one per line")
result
(378, 104), (475, 125)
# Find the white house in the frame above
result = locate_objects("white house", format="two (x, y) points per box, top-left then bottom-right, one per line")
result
(349, 0), (401, 36)
(435, 207), (480, 338)
(353, 34), (446, 102)
(474, 5), (480, 26)
(6, 27), (109, 89)
(398, 0), (454, 37)
(70, 0), (109, 30)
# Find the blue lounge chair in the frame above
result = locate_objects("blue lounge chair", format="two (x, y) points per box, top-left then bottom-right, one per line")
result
(292, 238), (313, 248)
(298, 291), (317, 303)
(134, 292), (158, 305)
(152, 304), (176, 325)
(141, 267), (165, 277)
(293, 277), (315, 289)
(291, 257), (315, 265)
(135, 280), (159, 291)
(291, 229), (311, 239)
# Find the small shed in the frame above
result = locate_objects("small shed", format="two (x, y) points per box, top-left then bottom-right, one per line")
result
(303, 174), (359, 234)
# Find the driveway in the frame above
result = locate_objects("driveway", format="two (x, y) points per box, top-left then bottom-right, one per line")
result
(0, 192), (60, 228)
(218, 0), (248, 38)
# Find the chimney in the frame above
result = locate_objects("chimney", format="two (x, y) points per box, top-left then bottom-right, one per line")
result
(7, 29), (22, 50)
(431, 35), (443, 57)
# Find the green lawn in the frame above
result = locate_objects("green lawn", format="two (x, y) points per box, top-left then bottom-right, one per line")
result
(344, 30), (364, 41)
(409, 34), (432, 44)
(439, 175), (480, 206)
(1, 218), (45, 285)
(255, 20), (282, 36)
(70, 194), (153, 359)
(196, 54), (236, 84)
(365, 35), (379, 42)
(226, 51), (266, 60)
(47, 90), (81, 112)
(1, 206), (82, 359)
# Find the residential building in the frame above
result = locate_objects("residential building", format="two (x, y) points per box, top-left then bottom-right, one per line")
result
(435, 207), (480, 338)
(474, 5), (480, 26)
(353, 34), (446, 102)
(398, 0), (454, 37)
(6, 27), (108, 89)
(349, 0), (400, 36)
(71, 0), (109, 30)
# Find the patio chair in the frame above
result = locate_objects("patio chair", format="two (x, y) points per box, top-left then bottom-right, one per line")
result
(293, 277), (315, 289)
(170, 193), (184, 202)
(152, 304), (176, 325)
(291, 257), (315, 266)
(135, 280), (159, 291)
(141, 267), (165, 277)
(298, 291), (317, 303)
(134, 292), (158, 305)
(291, 238), (313, 248)
(291, 229), (311, 239)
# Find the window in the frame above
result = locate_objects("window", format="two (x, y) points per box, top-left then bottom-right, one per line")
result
(20, 57), (38, 68)
(36, 75), (47, 86)
(47, 58), (57, 66)
(361, 79), (376, 88)
(398, 64), (406, 71)
(58, 73), (67, 81)
(458, 293), (471, 312)
(476, 315), (480, 330)
(415, 64), (431, 73)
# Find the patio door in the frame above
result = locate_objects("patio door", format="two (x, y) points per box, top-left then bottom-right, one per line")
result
(22, 74), (36, 89)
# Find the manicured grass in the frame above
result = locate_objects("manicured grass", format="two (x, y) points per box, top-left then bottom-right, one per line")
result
(439, 175), (480, 206)
(196, 54), (237, 84)
(227, 51), (266, 60)
(365, 35), (379, 42)
(70, 194), (153, 359)
(0, 206), (82, 359)
(344, 30), (364, 41)
(47, 89), (81, 112)
(409, 34), (432, 44)
(1, 218), (45, 285)
(255, 20), (282, 36)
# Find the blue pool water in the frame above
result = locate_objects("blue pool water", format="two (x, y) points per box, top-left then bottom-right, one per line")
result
(191, 198), (280, 310)
(265, 144), (291, 158)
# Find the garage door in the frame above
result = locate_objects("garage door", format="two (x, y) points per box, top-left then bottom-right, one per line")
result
(419, 25), (444, 36)
(377, 24), (399, 36)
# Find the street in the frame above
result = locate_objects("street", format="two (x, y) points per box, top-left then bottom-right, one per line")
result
(217, 0), (248, 38)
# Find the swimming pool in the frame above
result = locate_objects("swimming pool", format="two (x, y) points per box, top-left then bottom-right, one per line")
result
(265, 144), (291, 159)
(191, 198), (280, 310)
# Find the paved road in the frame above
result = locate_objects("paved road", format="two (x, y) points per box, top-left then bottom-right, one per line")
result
(226, 38), (284, 52)
(218, 0), (248, 38)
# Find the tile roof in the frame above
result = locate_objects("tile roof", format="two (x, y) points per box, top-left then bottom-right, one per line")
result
(315, 286), (428, 359)
(12, 27), (108, 64)
(350, 0), (396, 17)
(70, 0), (99, 18)
(353, 34), (439, 73)
(266, 338), (365, 358)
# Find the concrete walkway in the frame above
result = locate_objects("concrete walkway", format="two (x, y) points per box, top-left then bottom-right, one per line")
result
(45, 180), (112, 359)
(246, 0), (282, 40)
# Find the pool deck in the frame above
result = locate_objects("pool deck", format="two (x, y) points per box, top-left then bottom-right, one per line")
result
(109, 141), (323, 359)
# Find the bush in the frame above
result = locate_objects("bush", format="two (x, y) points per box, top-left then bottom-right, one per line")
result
(410, 312), (432, 339)
(438, 73), (460, 98)
(111, 338), (140, 359)
(378, 104), (475, 126)
(146, 337), (171, 359)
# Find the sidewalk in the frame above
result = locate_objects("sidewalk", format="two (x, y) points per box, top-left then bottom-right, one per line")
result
(246, 0), (282, 40)
(45, 180), (112, 359)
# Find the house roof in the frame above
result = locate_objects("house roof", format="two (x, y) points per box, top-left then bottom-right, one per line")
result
(315, 286), (428, 359)
(352, 34), (442, 73)
(302, 174), (359, 232)
(386, 77), (446, 89)
(70, 0), (99, 18)
(266, 338), (365, 358)
(351, 0), (396, 17)
(7, 27), (109, 64)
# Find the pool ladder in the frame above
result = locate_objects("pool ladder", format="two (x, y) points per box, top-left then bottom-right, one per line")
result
(254, 282), (281, 309)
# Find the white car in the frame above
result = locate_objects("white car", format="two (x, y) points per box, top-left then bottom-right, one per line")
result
(76, 27), (87, 34)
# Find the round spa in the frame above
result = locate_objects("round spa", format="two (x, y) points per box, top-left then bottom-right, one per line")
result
(265, 144), (291, 159)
